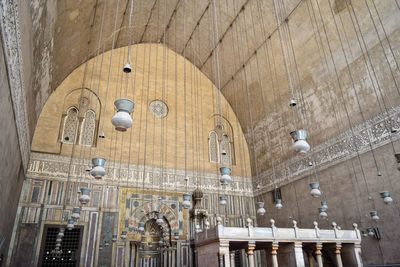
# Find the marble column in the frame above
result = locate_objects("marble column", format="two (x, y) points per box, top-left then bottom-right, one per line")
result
(315, 243), (323, 267)
(219, 241), (230, 267)
(230, 251), (235, 267)
(294, 242), (305, 267)
(130, 243), (136, 267)
(247, 242), (256, 267)
(353, 243), (363, 267)
(125, 241), (130, 267)
(271, 242), (279, 267)
(335, 243), (343, 267)
(168, 247), (173, 267)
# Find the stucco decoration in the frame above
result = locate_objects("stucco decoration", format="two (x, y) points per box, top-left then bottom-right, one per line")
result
(254, 107), (400, 195)
(27, 152), (253, 196)
(61, 107), (79, 144)
(79, 110), (96, 146)
(149, 100), (168, 118)
(129, 201), (179, 232)
(221, 134), (232, 165)
(0, 0), (30, 170)
(208, 131), (219, 163)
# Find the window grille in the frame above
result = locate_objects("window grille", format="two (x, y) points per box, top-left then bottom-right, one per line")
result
(61, 107), (79, 144)
(39, 225), (82, 267)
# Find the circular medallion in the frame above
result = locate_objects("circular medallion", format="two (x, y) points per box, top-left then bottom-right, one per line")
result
(149, 100), (168, 118)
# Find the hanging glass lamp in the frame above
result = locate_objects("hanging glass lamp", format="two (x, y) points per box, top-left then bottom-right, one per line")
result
(174, 231), (179, 240)
(370, 211), (379, 221)
(156, 214), (163, 225)
(90, 158), (106, 179)
(112, 235), (117, 242)
(195, 224), (202, 234)
(275, 199), (283, 209)
(321, 201), (328, 209)
(57, 228), (65, 238)
(71, 207), (81, 221)
(182, 193), (192, 209)
(256, 202), (266, 216)
(204, 219), (210, 230)
(123, 63), (132, 73)
(379, 191), (393, 205)
(79, 188), (91, 204)
(318, 207), (328, 219)
(367, 228), (375, 237)
(219, 196), (227, 205)
(220, 167), (232, 185)
(138, 222), (145, 232)
(121, 231), (127, 240)
(290, 130), (310, 155)
(309, 183), (322, 197)
(66, 219), (75, 230)
(111, 99), (135, 132)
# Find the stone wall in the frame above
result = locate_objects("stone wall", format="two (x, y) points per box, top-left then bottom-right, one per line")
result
(7, 152), (255, 266)
(256, 140), (400, 265)
(0, 31), (25, 264)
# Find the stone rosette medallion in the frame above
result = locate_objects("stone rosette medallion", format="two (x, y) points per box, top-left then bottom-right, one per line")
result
(149, 100), (168, 118)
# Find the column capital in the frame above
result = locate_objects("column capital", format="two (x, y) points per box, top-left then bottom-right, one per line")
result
(294, 241), (302, 248)
(335, 242), (342, 254)
(271, 242), (279, 255)
(247, 241), (256, 255)
(315, 243), (323, 255)
(220, 240), (230, 247)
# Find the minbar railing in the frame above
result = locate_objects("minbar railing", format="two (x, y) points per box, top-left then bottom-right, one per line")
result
(194, 218), (363, 267)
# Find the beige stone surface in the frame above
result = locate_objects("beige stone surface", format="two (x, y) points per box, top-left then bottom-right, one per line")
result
(30, 0), (397, 178)
(32, 44), (251, 177)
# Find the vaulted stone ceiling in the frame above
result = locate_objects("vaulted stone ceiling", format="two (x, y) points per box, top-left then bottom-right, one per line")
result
(31, 0), (400, 181)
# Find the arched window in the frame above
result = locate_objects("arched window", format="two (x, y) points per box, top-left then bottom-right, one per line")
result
(61, 107), (79, 144)
(220, 134), (232, 165)
(209, 131), (219, 163)
(79, 110), (96, 146)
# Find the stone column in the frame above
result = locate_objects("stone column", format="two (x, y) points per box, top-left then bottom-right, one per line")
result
(230, 251), (235, 267)
(168, 247), (173, 267)
(130, 242), (136, 267)
(271, 242), (279, 267)
(315, 243), (323, 267)
(294, 242), (305, 267)
(171, 245), (176, 267)
(353, 243), (363, 267)
(125, 241), (130, 267)
(335, 243), (343, 267)
(247, 242), (256, 267)
(219, 240), (230, 267)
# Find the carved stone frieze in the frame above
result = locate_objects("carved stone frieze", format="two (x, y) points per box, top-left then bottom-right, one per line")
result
(27, 152), (253, 196)
(0, 0), (30, 170)
(254, 106), (400, 195)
